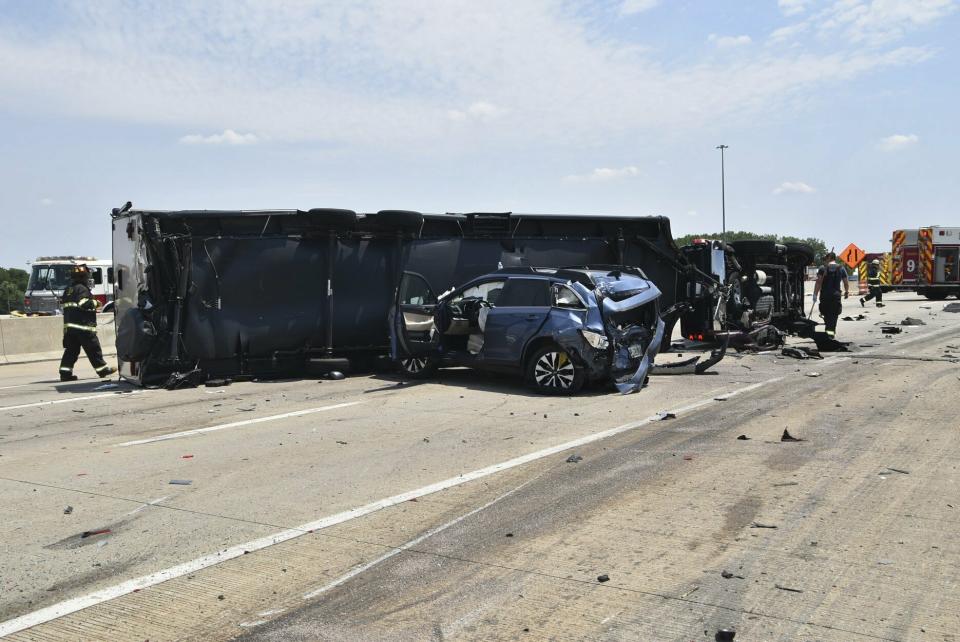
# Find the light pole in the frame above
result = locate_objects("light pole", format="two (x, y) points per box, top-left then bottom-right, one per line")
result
(716, 144), (728, 245)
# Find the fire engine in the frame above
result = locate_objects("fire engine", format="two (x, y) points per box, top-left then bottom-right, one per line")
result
(916, 227), (960, 299)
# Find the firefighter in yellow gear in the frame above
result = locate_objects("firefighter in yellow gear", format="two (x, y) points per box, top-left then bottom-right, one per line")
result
(860, 259), (885, 308)
(58, 265), (116, 381)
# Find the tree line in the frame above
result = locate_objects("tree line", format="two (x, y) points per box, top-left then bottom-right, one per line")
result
(0, 267), (29, 314)
(673, 230), (829, 263)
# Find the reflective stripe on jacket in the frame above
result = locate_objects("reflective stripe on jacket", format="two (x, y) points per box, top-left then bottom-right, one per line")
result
(61, 283), (98, 330)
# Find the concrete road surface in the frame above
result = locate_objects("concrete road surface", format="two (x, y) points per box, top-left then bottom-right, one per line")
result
(1, 293), (957, 641)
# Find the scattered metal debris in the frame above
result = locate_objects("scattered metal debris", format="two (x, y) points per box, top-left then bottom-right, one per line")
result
(565, 454), (583, 463)
(720, 570), (744, 579)
(715, 629), (736, 642)
(63, 506), (73, 515)
(804, 372), (821, 377)
(596, 574), (610, 583)
(655, 411), (676, 420)
(781, 429), (804, 442)
(775, 584), (804, 593)
(336, 440), (348, 445)
(169, 479), (192, 485)
(325, 371), (346, 380)
(80, 528), (111, 539)
(885, 467), (910, 475)
(737, 435), (751, 440)
(773, 481), (799, 487)
(751, 522), (778, 529)
(901, 317), (926, 326)
(944, 302), (960, 313)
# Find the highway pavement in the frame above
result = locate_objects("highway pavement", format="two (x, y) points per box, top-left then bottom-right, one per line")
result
(0, 293), (957, 641)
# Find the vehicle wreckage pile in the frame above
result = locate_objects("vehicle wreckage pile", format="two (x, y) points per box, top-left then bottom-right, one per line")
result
(109, 205), (815, 393)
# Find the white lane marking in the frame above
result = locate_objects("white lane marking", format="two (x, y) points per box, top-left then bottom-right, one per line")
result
(238, 620), (268, 628)
(0, 377), (780, 637)
(0, 391), (144, 413)
(126, 496), (170, 516)
(302, 475), (538, 600)
(116, 401), (365, 447)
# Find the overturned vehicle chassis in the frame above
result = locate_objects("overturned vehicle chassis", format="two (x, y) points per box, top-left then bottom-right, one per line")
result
(111, 208), (723, 386)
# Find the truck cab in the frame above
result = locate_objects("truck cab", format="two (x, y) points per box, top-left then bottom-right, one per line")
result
(24, 257), (114, 314)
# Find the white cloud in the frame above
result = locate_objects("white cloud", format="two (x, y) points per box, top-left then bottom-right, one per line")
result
(0, 2), (942, 149)
(179, 129), (260, 145)
(769, 22), (811, 42)
(819, 0), (957, 45)
(447, 101), (505, 123)
(773, 181), (816, 195)
(40, 197), (54, 206)
(620, 0), (660, 15)
(564, 166), (640, 183)
(877, 133), (919, 151)
(687, 210), (699, 217)
(709, 34), (753, 48)
(778, 0), (811, 16)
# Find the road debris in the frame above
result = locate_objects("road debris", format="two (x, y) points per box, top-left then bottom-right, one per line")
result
(714, 396), (728, 401)
(720, 570), (744, 579)
(751, 522), (778, 529)
(901, 317), (926, 326)
(736, 435), (751, 440)
(169, 479), (192, 485)
(565, 454), (583, 463)
(325, 371), (346, 380)
(336, 440), (348, 445)
(596, 574), (610, 583)
(63, 506), (73, 515)
(885, 467), (910, 475)
(944, 302), (960, 313)
(775, 584), (804, 593)
(715, 629), (736, 641)
(773, 481), (799, 487)
(804, 372), (821, 377)
(181, 454), (194, 459)
(204, 378), (232, 387)
(882, 326), (903, 334)
(80, 528), (111, 539)
(93, 383), (120, 390)
(656, 411), (676, 420)
(781, 429), (804, 442)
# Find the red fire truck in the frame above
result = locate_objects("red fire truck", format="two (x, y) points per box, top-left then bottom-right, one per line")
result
(916, 226), (960, 299)
(891, 229), (919, 290)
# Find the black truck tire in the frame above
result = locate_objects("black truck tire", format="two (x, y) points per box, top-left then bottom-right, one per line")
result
(375, 210), (424, 230)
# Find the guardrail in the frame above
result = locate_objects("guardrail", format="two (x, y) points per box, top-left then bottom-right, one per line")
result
(0, 314), (116, 365)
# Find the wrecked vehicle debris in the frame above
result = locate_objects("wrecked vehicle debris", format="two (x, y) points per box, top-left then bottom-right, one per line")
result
(392, 266), (664, 394)
(680, 238), (816, 348)
(110, 207), (724, 386)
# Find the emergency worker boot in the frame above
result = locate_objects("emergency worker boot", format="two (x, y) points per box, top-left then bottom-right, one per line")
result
(60, 372), (78, 382)
(876, 302), (885, 308)
(98, 367), (117, 378)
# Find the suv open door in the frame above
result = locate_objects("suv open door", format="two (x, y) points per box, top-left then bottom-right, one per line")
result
(394, 272), (441, 359)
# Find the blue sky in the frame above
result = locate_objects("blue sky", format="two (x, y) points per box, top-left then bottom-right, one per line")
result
(0, 0), (957, 269)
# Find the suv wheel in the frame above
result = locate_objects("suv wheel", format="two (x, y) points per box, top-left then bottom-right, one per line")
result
(397, 355), (437, 379)
(527, 345), (584, 395)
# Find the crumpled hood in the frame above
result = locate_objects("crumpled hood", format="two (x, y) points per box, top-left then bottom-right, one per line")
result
(594, 278), (664, 395)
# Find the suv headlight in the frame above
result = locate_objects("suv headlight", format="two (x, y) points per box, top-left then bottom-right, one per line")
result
(581, 329), (609, 350)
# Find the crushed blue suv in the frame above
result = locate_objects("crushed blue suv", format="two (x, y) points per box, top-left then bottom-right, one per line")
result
(390, 266), (664, 394)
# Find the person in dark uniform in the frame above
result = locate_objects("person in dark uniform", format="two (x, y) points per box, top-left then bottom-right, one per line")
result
(860, 258), (885, 307)
(812, 252), (849, 338)
(59, 264), (116, 382)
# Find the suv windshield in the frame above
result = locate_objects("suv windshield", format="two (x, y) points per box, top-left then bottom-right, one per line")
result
(28, 265), (73, 291)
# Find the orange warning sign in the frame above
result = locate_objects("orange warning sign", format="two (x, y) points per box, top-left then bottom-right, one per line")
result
(838, 243), (865, 269)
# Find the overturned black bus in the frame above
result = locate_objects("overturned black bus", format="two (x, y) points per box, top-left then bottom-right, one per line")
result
(110, 204), (723, 386)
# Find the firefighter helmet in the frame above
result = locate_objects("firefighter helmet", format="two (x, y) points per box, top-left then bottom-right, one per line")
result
(70, 264), (91, 282)
(871, 259), (880, 265)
